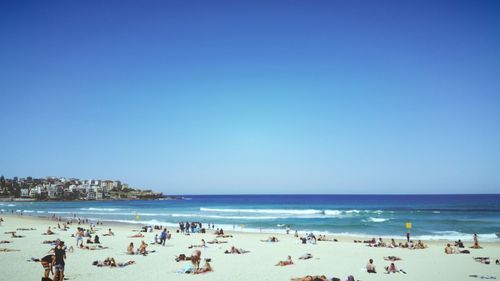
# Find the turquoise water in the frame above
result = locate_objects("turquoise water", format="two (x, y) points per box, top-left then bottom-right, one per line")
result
(2, 194), (499, 241)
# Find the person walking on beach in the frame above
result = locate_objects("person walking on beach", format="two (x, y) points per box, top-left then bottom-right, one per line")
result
(53, 241), (66, 281)
(406, 232), (410, 242)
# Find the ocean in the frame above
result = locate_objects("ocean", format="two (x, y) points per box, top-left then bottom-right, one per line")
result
(2, 194), (499, 242)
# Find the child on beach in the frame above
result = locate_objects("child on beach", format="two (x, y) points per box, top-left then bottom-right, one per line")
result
(366, 258), (376, 273)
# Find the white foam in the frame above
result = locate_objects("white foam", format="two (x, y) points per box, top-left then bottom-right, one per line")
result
(200, 207), (323, 215)
(80, 207), (122, 211)
(365, 217), (389, 223)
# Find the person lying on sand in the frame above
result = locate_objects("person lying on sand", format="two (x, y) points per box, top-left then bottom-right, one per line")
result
(189, 239), (206, 248)
(128, 233), (144, 238)
(0, 248), (20, 252)
(384, 256), (401, 261)
(79, 244), (108, 250)
(261, 236), (279, 242)
(11, 232), (25, 238)
(206, 238), (227, 244)
(216, 234), (233, 238)
(473, 257), (491, 264)
(175, 254), (192, 262)
(0, 240), (12, 244)
(224, 246), (250, 254)
(291, 275), (329, 281)
(299, 253), (313, 260)
(16, 228), (36, 231)
(384, 263), (406, 274)
(92, 257), (136, 268)
(276, 255), (294, 266)
(366, 258), (376, 273)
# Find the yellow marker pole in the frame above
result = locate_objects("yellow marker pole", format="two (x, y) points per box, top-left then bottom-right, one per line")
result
(135, 212), (140, 221)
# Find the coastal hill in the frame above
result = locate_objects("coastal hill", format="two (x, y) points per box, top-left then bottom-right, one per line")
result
(0, 175), (164, 201)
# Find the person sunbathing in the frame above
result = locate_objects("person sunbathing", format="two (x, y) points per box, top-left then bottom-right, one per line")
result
(79, 244), (108, 250)
(175, 254), (192, 262)
(276, 255), (294, 266)
(207, 238), (227, 244)
(16, 228), (36, 231)
(128, 233), (144, 238)
(473, 257), (491, 264)
(216, 234), (233, 238)
(384, 262), (406, 274)
(299, 253), (313, 260)
(11, 232), (25, 238)
(0, 248), (20, 252)
(415, 240), (426, 249)
(384, 256), (402, 261)
(0, 240), (12, 244)
(261, 236), (279, 242)
(291, 275), (329, 281)
(189, 239), (206, 248)
(224, 246), (249, 254)
(194, 261), (213, 274)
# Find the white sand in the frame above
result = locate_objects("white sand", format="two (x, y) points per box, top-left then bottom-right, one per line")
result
(0, 214), (499, 281)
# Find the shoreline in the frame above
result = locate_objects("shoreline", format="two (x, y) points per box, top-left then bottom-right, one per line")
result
(3, 213), (498, 245)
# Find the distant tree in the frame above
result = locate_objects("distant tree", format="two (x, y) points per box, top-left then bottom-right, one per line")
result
(0, 175), (5, 188)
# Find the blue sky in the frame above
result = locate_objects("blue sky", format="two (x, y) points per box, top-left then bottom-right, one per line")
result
(1, 0), (499, 194)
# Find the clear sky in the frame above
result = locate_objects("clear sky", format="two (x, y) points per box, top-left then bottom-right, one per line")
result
(1, 0), (499, 194)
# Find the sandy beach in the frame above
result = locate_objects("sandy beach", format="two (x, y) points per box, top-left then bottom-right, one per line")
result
(0, 214), (498, 281)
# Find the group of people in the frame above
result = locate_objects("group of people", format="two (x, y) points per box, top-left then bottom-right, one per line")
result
(366, 258), (406, 274)
(357, 237), (427, 249)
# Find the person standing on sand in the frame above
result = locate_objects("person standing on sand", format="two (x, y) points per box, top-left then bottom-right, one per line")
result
(406, 232), (410, 242)
(160, 228), (167, 246)
(53, 241), (66, 281)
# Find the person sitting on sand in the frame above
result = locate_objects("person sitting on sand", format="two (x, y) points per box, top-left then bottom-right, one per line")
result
(366, 258), (377, 273)
(94, 235), (100, 244)
(388, 238), (397, 248)
(377, 238), (386, 247)
(415, 240), (426, 249)
(194, 261), (213, 274)
(45, 227), (54, 235)
(291, 275), (329, 281)
(275, 255), (294, 266)
(455, 239), (464, 248)
(128, 233), (144, 238)
(127, 242), (135, 255)
(224, 246), (243, 254)
(103, 228), (114, 236)
(138, 240), (148, 255)
(445, 243), (454, 254)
